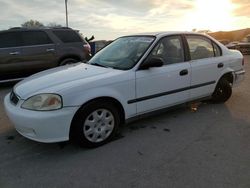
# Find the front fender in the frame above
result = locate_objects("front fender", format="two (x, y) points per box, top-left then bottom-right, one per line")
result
(62, 85), (136, 119)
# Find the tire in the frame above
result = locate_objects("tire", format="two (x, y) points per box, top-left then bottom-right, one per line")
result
(70, 100), (121, 148)
(59, 58), (78, 66)
(211, 78), (232, 103)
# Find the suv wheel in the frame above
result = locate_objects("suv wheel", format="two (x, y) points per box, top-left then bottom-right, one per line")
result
(70, 100), (121, 148)
(59, 58), (78, 66)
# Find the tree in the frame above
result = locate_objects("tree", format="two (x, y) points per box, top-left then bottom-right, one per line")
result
(21, 19), (44, 28)
(47, 22), (62, 28)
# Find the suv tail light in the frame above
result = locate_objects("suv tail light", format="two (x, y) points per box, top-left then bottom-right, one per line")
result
(83, 43), (92, 60)
(83, 43), (91, 53)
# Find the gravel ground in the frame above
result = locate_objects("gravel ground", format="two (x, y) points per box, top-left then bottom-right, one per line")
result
(0, 56), (249, 188)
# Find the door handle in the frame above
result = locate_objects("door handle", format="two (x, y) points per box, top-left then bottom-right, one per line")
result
(46, 48), (55, 52)
(9, 52), (20, 55)
(218, 63), (224, 68)
(180, 69), (188, 76)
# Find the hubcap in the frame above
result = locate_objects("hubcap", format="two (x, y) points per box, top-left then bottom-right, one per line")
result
(83, 109), (115, 143)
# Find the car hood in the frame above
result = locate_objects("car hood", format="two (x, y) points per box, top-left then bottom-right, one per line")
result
(14, 63), (117, 99)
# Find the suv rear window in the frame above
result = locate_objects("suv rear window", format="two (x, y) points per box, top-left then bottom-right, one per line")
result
(53, 30), (83, 43)
(22, 31), (53, 46)
(0, 32), (22, 48)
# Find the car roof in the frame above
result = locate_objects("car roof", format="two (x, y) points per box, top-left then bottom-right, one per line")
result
(124, 31), (207, 38)
(1, 27), (73, 32)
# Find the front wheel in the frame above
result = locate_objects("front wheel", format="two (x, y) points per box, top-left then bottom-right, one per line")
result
(211, 79), (232, 103)
(70, 101), (120, 148)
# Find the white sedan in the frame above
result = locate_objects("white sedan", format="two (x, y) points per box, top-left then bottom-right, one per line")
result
(4, 32), (245, 147)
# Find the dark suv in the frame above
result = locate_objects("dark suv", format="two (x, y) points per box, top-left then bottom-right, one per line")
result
(0, 27), (91, 82)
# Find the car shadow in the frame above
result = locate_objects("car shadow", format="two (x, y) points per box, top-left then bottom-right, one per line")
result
(1, 100), (249, 156)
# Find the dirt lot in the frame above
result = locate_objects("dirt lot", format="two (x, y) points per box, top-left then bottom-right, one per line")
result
(0, 57), (249, 188)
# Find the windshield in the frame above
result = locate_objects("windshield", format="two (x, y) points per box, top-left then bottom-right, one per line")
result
(88, 36), (155, 70)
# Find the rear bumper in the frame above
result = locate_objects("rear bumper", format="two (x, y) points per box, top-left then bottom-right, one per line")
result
(233, 69), (245, 86)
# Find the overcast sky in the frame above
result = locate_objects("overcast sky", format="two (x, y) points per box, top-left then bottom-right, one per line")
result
(0, 0), (249, 40)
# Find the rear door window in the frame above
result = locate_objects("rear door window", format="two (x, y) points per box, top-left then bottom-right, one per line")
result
(186, 35), (215, 60)
(0, 32), (22, 48)
(213, 43), (222, 57)
(53, 30), (83, 43)
(22, 31), (53, 46)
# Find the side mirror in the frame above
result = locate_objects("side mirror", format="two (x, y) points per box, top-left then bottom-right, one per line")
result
(139, 57), (164, 70)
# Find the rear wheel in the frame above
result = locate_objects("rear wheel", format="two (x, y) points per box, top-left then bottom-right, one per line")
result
(211, 78), (232, 103)
(70, 100), (120, 148)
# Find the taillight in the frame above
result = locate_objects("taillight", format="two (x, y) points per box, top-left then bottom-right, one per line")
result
(83, 43), (91, 53)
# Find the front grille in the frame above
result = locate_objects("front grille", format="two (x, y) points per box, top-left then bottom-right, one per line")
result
(10, 91), (19, 105)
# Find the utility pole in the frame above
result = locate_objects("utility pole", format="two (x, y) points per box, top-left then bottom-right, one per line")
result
(65, 0), (68, 27)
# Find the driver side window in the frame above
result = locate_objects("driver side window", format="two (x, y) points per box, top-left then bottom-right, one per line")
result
(150, 36), (184, 65)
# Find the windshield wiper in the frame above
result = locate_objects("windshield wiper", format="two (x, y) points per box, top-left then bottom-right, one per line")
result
(90, 63), (109, 68)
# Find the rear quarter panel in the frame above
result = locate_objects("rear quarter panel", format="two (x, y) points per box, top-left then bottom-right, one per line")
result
(216, 49), (243, 84)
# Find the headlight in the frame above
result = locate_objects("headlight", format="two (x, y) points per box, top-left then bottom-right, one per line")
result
(21, 94), (62, 111)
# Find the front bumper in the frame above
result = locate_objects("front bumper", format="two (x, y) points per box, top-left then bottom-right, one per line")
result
(4, 93), (79, 143)
(233, 69), (245, 86)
